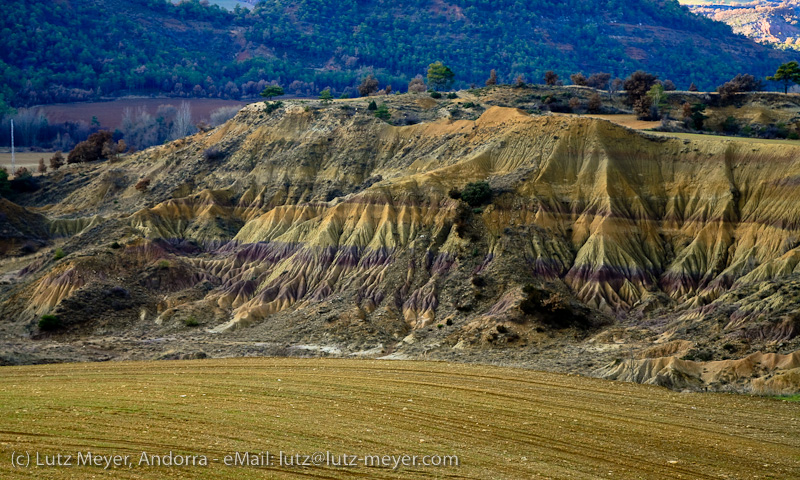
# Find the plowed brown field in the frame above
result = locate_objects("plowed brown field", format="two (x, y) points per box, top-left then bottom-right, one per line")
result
(0, 359), (797, 479)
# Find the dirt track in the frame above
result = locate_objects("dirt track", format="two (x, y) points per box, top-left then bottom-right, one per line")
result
(0, 358), (797, 479)
(554, 113), (661, 130)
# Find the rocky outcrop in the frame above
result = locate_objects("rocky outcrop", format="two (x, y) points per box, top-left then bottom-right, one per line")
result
(690, 1), (800, 51)
(597, 351), (800, 393)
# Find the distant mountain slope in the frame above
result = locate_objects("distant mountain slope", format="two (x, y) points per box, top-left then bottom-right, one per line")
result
(0, 0), (794, 108)
(686, 0), (800, 50)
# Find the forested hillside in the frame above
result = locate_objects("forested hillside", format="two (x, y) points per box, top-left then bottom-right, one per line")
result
(0, 0), (793, 109)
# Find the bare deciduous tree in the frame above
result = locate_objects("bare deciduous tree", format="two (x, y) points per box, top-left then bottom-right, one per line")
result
(486, 69), (498, 86)
(609, 78), (624, 95)
(408, 75), (426, 94)
(587, 73), (611, 90)
(588, 93), (602, 113)
(170, 102), (196, 141)
(210, 106), (241, 127)
(358, 74), (379, 97)
(49, 151), (64, 171)
(570, 73), (588, 86)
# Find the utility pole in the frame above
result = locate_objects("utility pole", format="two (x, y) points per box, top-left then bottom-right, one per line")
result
(10, 119), (15, 175)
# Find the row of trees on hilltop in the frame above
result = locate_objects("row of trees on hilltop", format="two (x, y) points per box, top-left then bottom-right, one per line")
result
(244, 57), (800, 128)
(7, 65), (799, 200)
(5, 60), (792, 156)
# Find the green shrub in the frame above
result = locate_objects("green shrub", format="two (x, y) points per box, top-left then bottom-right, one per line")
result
(264, 101), (283, 114)
(39, 315), (62, 331)
(53, 248), (65, 260)
(158, 259), (170, 269)
(374, 104), (391, 121)
(683, 349), (714, 362)
(721, 116), (739, 134)
(430, 91), (442, 99)
(203, 146), (225, 161)
(184, 316), (199, 327)
(461, 181), (492, 206)
(446, 92), (458, 99)
(367, 100), (377, 111)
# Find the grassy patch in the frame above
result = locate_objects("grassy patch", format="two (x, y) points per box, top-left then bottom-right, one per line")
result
(772, 394), (800, 402)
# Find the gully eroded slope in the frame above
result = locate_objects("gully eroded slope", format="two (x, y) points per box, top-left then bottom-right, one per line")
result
(1, 100), (799, 392)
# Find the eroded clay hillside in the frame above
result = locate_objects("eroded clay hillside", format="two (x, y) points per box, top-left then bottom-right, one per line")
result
(1, 91), (799, 393)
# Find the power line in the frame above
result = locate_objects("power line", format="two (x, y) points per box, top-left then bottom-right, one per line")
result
(10, 119), (15, 175)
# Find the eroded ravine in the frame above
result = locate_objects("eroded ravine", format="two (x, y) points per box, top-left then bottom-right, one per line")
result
(2, 101), (799, 392)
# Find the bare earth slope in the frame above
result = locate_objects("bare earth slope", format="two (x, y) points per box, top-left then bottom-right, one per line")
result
(0, 358), (798, 479)
(1, 92), (800, 392)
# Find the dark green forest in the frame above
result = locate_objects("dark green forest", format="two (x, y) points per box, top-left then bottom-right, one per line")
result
(0, 0), (794, 110)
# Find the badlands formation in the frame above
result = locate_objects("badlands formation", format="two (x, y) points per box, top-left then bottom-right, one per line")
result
(1, 89), (799, 393)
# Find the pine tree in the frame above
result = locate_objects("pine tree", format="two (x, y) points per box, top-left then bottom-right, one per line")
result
(767, 61), (800, 94)
(374, 104), (390, 121)
(319, 88), (333, 103)
(260, 85), (284, 101)
(427, 62), (455, 91)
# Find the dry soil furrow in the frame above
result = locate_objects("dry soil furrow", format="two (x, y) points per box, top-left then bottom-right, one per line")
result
(0, 359), (798, 479)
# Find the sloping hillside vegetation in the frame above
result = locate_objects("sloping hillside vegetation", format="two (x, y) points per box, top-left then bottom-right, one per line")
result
(0, 0), (793, 110)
